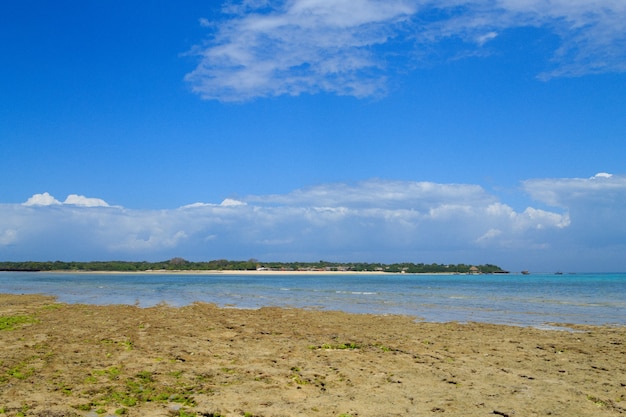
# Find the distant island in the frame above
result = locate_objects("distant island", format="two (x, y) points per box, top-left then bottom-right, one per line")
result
(0, 259), (508, 274)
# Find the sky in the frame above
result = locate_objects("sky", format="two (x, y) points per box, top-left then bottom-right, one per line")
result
(1, 0), (626, 272)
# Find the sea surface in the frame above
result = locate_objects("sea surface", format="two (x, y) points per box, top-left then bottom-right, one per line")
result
(1, 272), (625, 328)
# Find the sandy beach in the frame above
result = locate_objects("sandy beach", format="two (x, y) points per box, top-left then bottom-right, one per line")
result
(1, 293), (625, 417)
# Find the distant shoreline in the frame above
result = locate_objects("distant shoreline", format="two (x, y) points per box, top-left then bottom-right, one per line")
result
(0, 260), (509, 275)
(46, 269), (404, 275)
(3, 269), (542, 276)
(4, 269), (513, 276)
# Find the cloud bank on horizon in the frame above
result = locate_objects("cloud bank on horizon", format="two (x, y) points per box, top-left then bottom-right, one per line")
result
(186, 0), (626, 101)
(2, 174), (625, 272)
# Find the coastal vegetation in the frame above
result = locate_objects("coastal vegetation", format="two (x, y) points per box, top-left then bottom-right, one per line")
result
(0, 259), (507, 274)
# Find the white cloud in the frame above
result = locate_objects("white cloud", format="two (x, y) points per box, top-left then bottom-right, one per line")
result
(220, 198), (247, 206)
(592, 172), (613, 179)
(426, 0), (626, 79)
(0, 228), (17, 245)
(185, 0), (416, 101)
(187, 0), (626, 101)
(0, 179), (584, 271)
(475, 31), (498, 46)
(248, 179), (494, 209)
(522, 173), (626, 251)
(23, 192), (61, 206)
(180, 198), (247, 209)
(22, 193), (110, 208)
(476, 228), (501, 243)
(3, 176), (626, 270)
(64, 194), (110, 207)
(523, 173), (626, 208)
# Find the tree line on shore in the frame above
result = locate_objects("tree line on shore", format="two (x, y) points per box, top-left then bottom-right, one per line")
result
(0, 259), (507, 274)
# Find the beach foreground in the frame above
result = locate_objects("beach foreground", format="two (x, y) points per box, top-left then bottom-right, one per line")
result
(1, 294), (624, 416)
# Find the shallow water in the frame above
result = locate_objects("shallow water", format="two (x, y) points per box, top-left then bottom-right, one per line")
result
(1, 272), (625, 327)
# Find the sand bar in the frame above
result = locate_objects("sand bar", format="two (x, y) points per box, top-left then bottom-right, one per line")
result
(1, 293), (625, 416)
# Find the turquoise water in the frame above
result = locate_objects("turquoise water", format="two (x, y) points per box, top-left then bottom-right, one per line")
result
(1, 272), (625, 327)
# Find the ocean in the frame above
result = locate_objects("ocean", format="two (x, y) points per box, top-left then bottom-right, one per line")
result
(1, 272), (624, 328)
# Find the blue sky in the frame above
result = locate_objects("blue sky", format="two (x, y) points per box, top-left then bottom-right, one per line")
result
(1, 0), (626, 272)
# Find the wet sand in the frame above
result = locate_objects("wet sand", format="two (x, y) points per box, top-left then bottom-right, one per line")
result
(1, 293), (625, 416)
